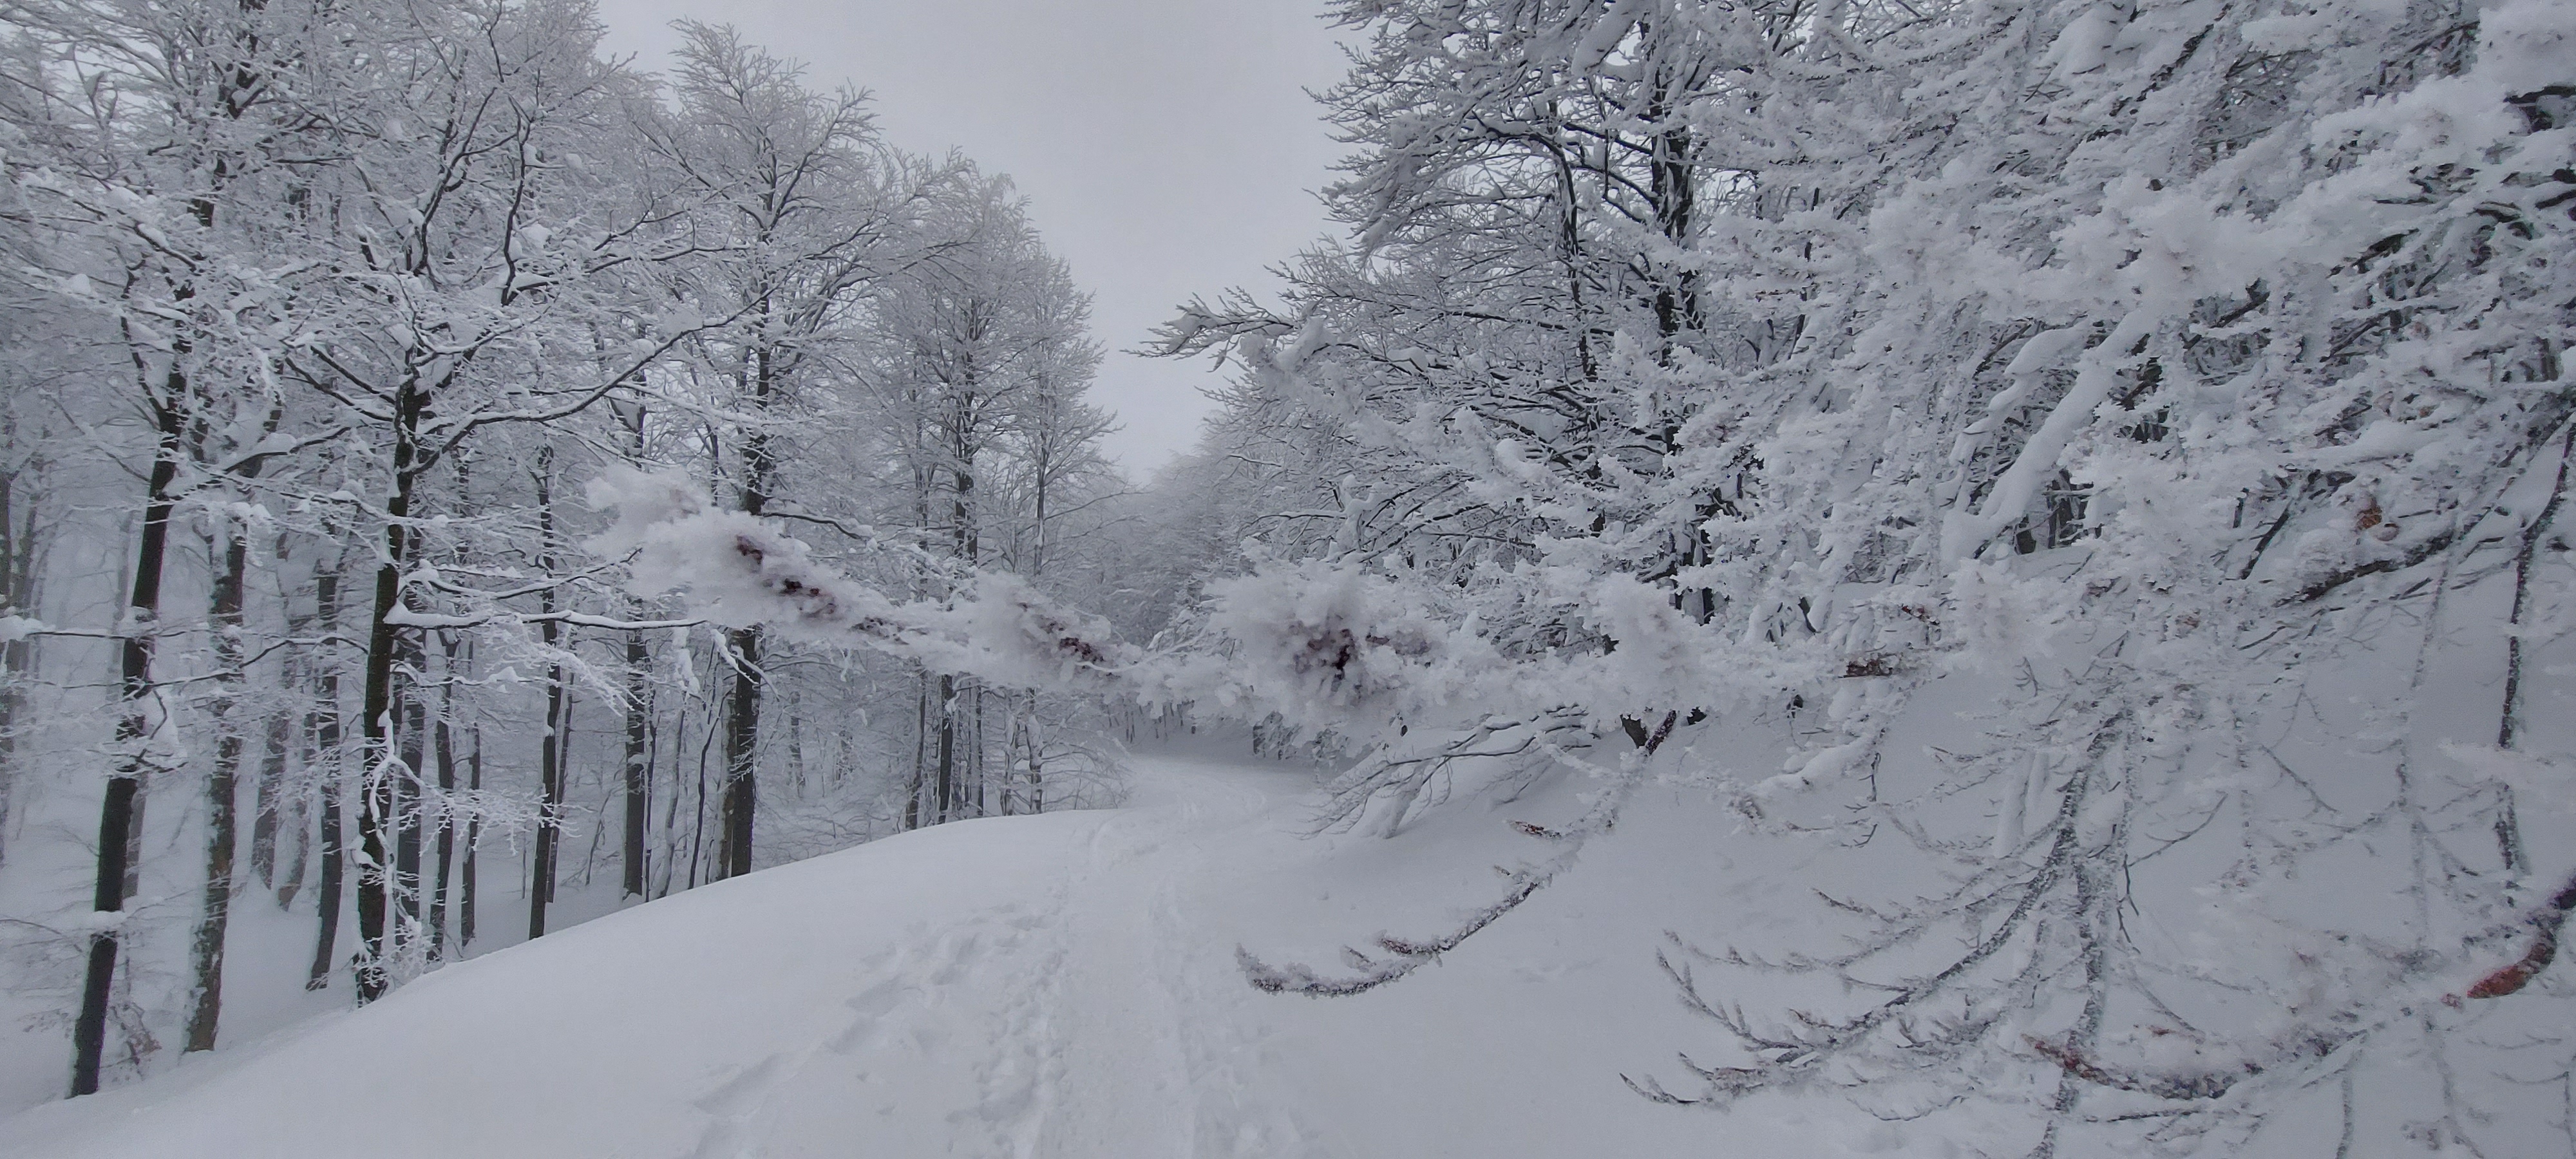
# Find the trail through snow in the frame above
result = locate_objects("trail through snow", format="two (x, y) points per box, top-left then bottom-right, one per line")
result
(0, 748), (1814, 1158)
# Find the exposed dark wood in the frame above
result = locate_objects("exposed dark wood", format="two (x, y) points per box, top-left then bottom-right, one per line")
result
(531, 451), (567, 938)
(429, 634), (460, 956)
(623, 625), (650, 898)
(305, 564), (345, 990)
(182, 516), (252, 1052)
(73, 370), (184, 1097)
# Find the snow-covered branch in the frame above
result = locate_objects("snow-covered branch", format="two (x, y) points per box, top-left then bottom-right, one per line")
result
(587, 465), (1139, 691)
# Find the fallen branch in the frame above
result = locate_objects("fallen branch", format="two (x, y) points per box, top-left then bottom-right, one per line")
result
(2030, 869), (2576, 1102)
(2461, 871), (2576, 1001)
(1240, 711), (1676, 996)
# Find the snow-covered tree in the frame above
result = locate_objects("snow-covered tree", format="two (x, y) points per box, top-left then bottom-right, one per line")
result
(631, 21), (942, 879)
(1160, 0), (2576, 1149)
(0, 1), (1122, 1101)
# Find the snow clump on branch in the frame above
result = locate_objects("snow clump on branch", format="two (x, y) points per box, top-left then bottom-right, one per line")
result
(586, 465), (1135, 690)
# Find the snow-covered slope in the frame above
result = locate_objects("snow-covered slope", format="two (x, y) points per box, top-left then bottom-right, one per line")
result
(0, 747), (1823, 1158)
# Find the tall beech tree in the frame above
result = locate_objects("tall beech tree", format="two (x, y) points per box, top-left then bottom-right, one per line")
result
(638, 23), (943, 876)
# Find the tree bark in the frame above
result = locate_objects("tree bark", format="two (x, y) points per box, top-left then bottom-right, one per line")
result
(934, 673), (956, 824)
(460, 727), (481, 948)
(614, 397), (653, 898)
(720, 628), (760, 878)
(429, 634), (459, 957)
(395, 672), (426, 943)
(304, 563), (345, 990)
(182, 514), (252, 1052)
(906, 675), (927, 831)
(0, 460), (42, 867)
(354, 373), (427, 1002)
(530, 452), (567, 938)
(2495, 422), (2573, 876)
(249, 632), (292, 893)
(717, 343), (773, 878)
(72, 381), (183, 1097)
(623, 625), (650, 898)
(529, 664), (567, 937)
(429, 448), (475, 950)
(656, 707), (687, 898)
(252, 693), (292, 895)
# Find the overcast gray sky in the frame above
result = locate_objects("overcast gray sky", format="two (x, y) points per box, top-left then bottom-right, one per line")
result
(592, 1), (1351, 475)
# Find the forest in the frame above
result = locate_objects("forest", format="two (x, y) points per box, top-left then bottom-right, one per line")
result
(0, 0), (2570, 1154)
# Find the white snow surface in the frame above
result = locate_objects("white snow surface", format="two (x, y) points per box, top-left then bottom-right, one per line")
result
(0, 745), (1823, 1158)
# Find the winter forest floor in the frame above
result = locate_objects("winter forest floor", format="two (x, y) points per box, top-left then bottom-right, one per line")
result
(0, 739), (1857, 1158)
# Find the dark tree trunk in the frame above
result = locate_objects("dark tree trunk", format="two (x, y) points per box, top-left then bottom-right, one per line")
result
(2496, 422), (2573, 875)
(614, 397), (653, 899)
(267, 551), (313, 905)
(249, 666), (290, 894)
(906, 458), (934, 834)
(905, 675), (927, 831)
(622, 625), (650, 898)
(0, 461), (43, 868)
(1016, 694), (1044, 816)
(395, 675), (426, 939)
(717, 344), (773, 878)
(720, 627), (760, 879)
(530, 454), (567, 938)
(72, 383), (183, 1097)
(530, 665), (566, 938)
(250, 540), (298, 889)
(70, 776), (139, 1097)
(1648, 119), (1696, 346)
(251, 693), (292, 894)
(460, 728), (481, 948)
(935, 457), (976, 824)
(246, 533), (295, 886)
(429, 635), (459, 957)
(354, 376), (426, 1003)
(78, 21), (272, 1084)
(182, 517), (252, 1052)
(656, 708), (687, 898)
(689, 702), (712, 890)
(934, 674), (956, 824)
(305, 565), (345, 990)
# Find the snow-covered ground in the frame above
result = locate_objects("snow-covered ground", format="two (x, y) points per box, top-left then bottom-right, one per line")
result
(0, 743), (1832, 1158)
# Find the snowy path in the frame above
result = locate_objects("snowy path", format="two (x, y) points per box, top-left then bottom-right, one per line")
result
(667, 752), (1323, 1158)
(0, 749), (1806, 1158)
(1030, 756), (1316, 1156)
